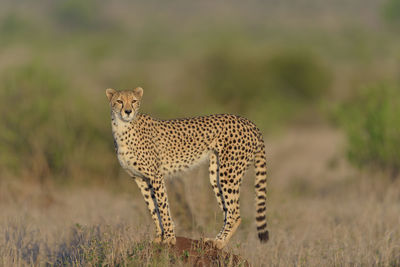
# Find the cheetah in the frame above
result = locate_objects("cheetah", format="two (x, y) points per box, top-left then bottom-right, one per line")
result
(106, 87), (269, 249)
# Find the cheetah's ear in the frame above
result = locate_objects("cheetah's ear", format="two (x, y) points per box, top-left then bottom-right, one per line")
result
(106, 88), (117, 102)
(133, 87), (143, 99)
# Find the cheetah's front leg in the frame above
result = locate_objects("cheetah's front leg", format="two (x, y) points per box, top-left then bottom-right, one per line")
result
(135, 179), (163, 242)
(135, 177), (176, 245)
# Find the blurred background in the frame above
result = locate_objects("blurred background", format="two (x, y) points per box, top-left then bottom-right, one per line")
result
(0, 0), (400, 266)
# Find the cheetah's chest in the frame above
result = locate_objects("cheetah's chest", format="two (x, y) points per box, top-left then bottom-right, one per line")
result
(113, 130), (143, 178)
(116, 146), (144, 178)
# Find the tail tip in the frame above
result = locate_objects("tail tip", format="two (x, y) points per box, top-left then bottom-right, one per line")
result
(258, 230), (269, 243)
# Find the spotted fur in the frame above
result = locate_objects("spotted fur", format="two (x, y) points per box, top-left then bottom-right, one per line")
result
(106, 88), (269, 249)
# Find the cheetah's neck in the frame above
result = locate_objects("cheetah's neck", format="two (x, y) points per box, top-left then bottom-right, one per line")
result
(111, 112), (137, 138)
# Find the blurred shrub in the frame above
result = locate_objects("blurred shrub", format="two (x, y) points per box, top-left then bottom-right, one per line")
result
(202, 48), (330, 104)
(192, 48), (332, 122)
(1, 14), (29, 35)
(337, 85), (400, 177)
(267, 49), (332, 100)
(0, 63), (113, 182)
(53, 0), (102, 30)
(382, 0), (400, 24)
(0, 13), (36, 43)
(199, 49), (267, 112)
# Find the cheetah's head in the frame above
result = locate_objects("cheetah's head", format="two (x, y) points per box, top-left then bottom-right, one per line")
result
(106, 87), (143, 122)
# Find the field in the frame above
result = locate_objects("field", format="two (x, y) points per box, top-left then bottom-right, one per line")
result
(1, 0), (400, 266)
(1, 128), (399, 266)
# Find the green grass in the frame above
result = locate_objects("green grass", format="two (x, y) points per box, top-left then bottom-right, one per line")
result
(336, 85), (400, 177)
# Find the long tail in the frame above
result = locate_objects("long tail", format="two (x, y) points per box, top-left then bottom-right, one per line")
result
(254, 137), (269, 242)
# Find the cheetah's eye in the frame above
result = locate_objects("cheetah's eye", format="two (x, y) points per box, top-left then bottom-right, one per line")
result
(116, 100), (123, 104)
(132, 100), (138, 104)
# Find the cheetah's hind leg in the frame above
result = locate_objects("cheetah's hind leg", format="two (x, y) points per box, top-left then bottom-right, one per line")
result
(207, 150), (245, 249)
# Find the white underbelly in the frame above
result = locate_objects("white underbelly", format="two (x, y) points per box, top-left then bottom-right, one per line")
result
(118, 154), (143, 178)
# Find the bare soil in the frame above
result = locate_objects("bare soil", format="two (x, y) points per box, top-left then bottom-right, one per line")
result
(165, 236), (249, 266)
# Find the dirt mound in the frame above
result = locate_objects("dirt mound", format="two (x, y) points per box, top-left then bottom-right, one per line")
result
(161, 237), (249, 266)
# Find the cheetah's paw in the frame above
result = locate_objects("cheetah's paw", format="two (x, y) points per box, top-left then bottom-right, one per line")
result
(203, 238), (225, 250)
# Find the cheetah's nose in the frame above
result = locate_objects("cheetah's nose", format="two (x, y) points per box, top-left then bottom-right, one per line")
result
(125, 110), (132, 115)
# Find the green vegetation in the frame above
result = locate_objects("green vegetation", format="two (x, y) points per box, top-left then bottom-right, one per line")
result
(266, 49), (331, 100)
(382, 0), (400, 24)
(0, 62), (114, 183)
(195, 47), (331, 112)
(0, 0), (399, 182)
(337, 85), (400, 177)
(0, 63), (71, 174)
(53, 0), (103, 31)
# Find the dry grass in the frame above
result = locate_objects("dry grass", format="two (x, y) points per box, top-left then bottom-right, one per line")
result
(1, 127), (400, 266)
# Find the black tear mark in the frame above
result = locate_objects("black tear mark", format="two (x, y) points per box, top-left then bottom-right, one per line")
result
(113, 138), (118, 153)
